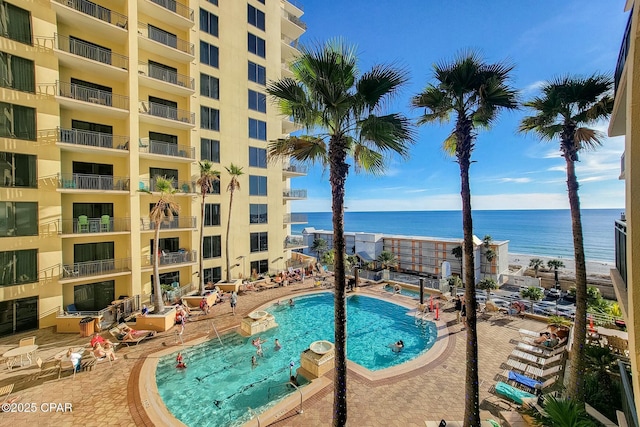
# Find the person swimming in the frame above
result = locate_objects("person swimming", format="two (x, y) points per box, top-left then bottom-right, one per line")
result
(390, 340), (404, 353)
(176, 352), (187, 368)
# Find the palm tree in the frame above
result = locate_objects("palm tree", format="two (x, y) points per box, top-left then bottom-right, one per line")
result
(146, 176), (180, 313)
(529, 258), (545, 278)
(547, 259), (565, 285)
(310, 237), (328, 262)
(197, 161), (220, 294)
(224, 164), (243, 283)
(521, 286), (544, 314)
(519, 74), (613, 403)
(413, 51), (517, 427)
(451, 245), (463, 275)
(530, 395), (594, 427)
(477, 277), (498, 301)
(377, 251), (398, 270)
(267, 39), (414, 426)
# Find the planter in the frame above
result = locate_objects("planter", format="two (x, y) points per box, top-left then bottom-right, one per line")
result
(216, 279), (242, 293)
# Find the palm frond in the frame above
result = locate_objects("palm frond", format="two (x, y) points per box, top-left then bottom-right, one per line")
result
(412, 86), (452, 125)
(442, 132), (457, 156)
(267, 136), (328, 165)
(356, 63), (409, 112)
(574, 127), (605, 150)
(351, 144), (385, 175)
(358, 113), (415, 158)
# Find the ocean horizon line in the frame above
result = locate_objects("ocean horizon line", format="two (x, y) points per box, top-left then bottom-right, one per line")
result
(293, 207), (624, 214)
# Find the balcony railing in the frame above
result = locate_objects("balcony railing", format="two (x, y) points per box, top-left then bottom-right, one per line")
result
(138, 61), (194, 89)
(60, 217), (131, 234)
(615, 10), (633, 92)
(283, 213), (308, 224)
(149, 0), (194, 21)
(138, 178), (195, 193)
(615, 218), (627, 287)
(148, 250), (197, 266)
(58, 173), (130, 191)
(284, 235), (305, 249)
(55, 33), (128, 70)
(56, 127), (129, 150)
(61, 257), (131, 279)
(282, 0), (304, 11)
(621, 151), (626, 176)
(138, 22), (194, 56)
(53, 0), (128, 28)
(140, 216), (197, 230)
(57, 81), (129, 110)
(281, 9), (306, 29)
(283, 164), (308, 174)
(139, 138), (195, 159)
(618, 360), (639, 427)
(283, 189), (307, 199)
(139, 101), (195, 124)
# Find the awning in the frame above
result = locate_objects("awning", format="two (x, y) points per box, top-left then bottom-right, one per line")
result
(356, 252), (374, 262)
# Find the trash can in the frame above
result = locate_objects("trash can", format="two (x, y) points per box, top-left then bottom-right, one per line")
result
(79, 316), (95, 337)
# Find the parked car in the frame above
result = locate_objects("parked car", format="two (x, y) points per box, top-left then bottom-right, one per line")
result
(547, 288), (562, 299)
(562, 293), (576, 303)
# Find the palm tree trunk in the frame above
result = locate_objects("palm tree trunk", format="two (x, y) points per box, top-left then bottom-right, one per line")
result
(564, 154), (588, 404)
(200, 192), (206, 294)
(329, 139), (349, 427)
(225, 190), (234, 283)
(153, 226), (164, 312)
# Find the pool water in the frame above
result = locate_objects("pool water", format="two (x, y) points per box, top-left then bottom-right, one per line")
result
(384, 284), (421, 299)
(156, 293), (437, 427)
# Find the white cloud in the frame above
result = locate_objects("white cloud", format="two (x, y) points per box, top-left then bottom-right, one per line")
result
(522, 80), (545, 95)
(498, 177), (532, 184)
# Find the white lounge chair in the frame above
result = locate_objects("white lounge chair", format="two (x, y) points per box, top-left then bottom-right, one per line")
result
(510, 350), (564, 367)
(525, 363), (563, 380)
(516, 342), (566, 357)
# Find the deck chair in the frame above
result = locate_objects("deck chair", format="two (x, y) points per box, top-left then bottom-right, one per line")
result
(19, 337), (35, 347)
(100, 215), (111, 232)
(77, 215), (89, 233)
(516, 342), (566, 358)
(518, 328), (542, 339)
(525, 363), (563, 380)
(63, 265), (80, 278)
(494, 381), (537, 405)
(506, 371), (561, 395)
(109, 324), (157, 346)
(35, 357), (61, 381)
(0, 383), (14, 405)
(510, 350), (565, 367)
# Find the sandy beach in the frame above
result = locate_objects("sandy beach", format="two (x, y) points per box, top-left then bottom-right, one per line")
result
(508, 253), (614, 278)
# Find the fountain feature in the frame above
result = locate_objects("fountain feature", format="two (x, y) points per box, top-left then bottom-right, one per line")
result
(301, 340), (335, 378)
(240, 310), (277, 335)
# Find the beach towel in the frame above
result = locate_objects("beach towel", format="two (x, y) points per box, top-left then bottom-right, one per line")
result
(508, 370), (541, 389)
(495, 381), (536, 405)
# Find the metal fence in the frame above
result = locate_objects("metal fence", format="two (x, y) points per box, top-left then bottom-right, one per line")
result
(57, 81), (129, 110)
(61, 258), (131, 279)
(58, 173), (130, 191)
(140, 216), (196, 230)
(149, 0), (194, 21)
(139, 101), (195, 124)
(55, 33), (128, 69)
(60, 217), (130, 234)
(57, 127), (128, 150)
(139, 138), (195, 159)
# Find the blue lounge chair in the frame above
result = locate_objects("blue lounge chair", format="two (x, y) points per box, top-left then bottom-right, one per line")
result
(495, 381), (537, 405)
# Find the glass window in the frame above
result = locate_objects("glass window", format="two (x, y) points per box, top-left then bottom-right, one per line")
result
(73, 242), (114, 263)
(248, 61), (266, 85)
(250, 259), (268, 275)
(200, 9), (218, 37)
(201, 106), (220, 130)
(200, 40), (219, 68)
(248, 118), (266, 140)
(0, 2), (32, 45)
(207, 180), (220, 195)
(203, 235), (221, 259)
(0, 202), (37, 237)
(0, 52), (34, 93)
(148, 25), (177, 49)
(257, 0), (265, 3)
(0, 152), (36, 188)
(249, 147), (267, 168)
(0, 249), (38, 286)
(248, 33), (266, 58)
(203, 267), (221, 284)
(200, 74), (219, 99)
(0, 102), (36, 141)
(201, 138), (220, 163)
(73, 280), (114, 311)
(248, 5), (265, 31)
(249, 204), (267, 224)
(250, 232), (268, 252)
(204, 204), (220, 226)
(248, 89), (266, 113)
(249, 175), (267, 196)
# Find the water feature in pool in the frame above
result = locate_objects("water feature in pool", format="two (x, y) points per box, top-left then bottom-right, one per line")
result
(156, 293), (437, 427)
(384, 284), (421, 299)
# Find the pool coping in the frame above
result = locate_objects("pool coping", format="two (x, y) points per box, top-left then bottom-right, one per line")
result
(136, 289), (451, 427)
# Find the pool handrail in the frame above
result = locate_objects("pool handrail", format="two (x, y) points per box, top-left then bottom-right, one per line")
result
(247, 407), (261, 426)
(267, 381), (304, 416)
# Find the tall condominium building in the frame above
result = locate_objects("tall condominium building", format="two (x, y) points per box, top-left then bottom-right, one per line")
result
(0, 0), (308, 337)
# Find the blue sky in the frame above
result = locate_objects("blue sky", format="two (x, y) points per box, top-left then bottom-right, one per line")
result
(286, 0), (628, 212)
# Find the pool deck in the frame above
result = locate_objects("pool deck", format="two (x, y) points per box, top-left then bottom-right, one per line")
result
(0, 280), (548, 426)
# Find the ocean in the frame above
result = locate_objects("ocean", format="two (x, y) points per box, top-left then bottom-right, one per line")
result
(291, 209), (622, 263)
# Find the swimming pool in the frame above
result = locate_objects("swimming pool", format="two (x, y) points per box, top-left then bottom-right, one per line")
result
(384, 284), (421, 299)
(156, 293), (437, 426)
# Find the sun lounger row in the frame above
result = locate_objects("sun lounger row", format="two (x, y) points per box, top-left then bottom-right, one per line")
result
(509, 350), (564, 367)
(109, 324), (157, 346)
(505, 358), (563, 380)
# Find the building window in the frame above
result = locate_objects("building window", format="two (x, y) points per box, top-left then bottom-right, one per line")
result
(249, 175), (267, 196)
(248, 61), (266, 85)
(248, 118), (266, 140)
(248, 5), (265, 31)
(206, 0), (218, 5)
(0, 2), (32, 45)
(203, 267), (221, 284)
(250, 204), (267, 224)
(200, 41), (219, 68)
(148, 25), (178, 49)
(203, 235), (221, 259)
(250, 259), (268, 275)
(201, 138), (220, 163)
(248, 89), (266, 113)
(248, 33), (266, 58)
(250, 232), (268, 253)
(0, 202), (37, 237)
(204, 204), (220, 226)
(201, 106), (220, 131)
(0, 53), (34, 93)
(0, 152), (36, 188)
(0, 249), (37, 286)
(0, 102), (36, 141)
(249, 147), (267, 168)
(74, 242), (114, 263)
(200, 74), (219, 99)
(200, 9), (218, 37)
(73, 280), (114, 311)
(207, 180), (220, 194)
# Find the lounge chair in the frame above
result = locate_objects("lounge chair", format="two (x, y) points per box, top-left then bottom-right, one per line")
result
(506, 370), (561, 395)
(35, 357), (61, 381)
(509, 350), (565, 367)
(516, 342), (566, 358)
(109, 324), (157, 346)
(518, 328), (542, 339)
(0, 383), (14, 405)
(494, 381), (537, 405)
(19, 336), (35, 347)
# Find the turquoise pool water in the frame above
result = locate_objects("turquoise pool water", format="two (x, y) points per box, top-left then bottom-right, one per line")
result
(156, 293), (437, 427)
(384, 284), (421, 299)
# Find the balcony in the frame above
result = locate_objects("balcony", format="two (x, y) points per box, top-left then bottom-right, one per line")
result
(56, 81), (130, 118)
(281, 61), (294, 78)
(283, 189), (307, 200)
(280, 8), (306, 40)
(283, 213), (308, 224)
(138, 62), (194, 95)
(282, 163), (308, 177)
(52, 127), (129, 156)
(284, 235), (306, 250)
(615, 10), (633, 93)
(140, 216), (197, 231)
(138, 101), (195, 129)
(139, 138), (195, 161)
(54, 34), (128, 81)
(282, 0), (304, 12)
(138, 22), (194, 62)
(139, 0), (194, 29)
(281, 35), (300, 61)
(60, 217), (131, 235)
(60, 257), (131, 281)
(51, 0), (128, 42)
(615, 218), (627, 288)
(138, 178), (195, 194)
(58, 173), (130, 192)
(142, 250), (197, 269)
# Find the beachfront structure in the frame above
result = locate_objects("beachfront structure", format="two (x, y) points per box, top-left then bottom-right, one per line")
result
(609, 1), (640, 423)
(300, 228), (509, 284)
(0, 0), (307, 337)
